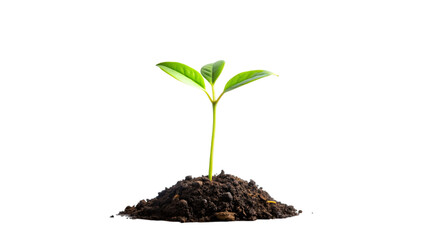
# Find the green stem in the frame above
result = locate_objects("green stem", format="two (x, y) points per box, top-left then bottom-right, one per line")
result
(204, 90), (213, 102)
(216, 91), (224, 102)
(209, 101), (217, 181)
(208, 84), (217, 181)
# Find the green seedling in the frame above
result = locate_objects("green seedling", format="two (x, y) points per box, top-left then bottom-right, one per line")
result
(156, 60), (277, 180)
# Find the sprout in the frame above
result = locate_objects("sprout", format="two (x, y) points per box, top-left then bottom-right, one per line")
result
(157, 60), (277, 180)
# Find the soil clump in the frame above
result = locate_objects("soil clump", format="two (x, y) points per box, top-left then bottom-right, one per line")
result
(119, 170), (300, 222)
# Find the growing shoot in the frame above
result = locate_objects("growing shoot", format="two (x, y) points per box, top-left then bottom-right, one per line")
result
(156, 60), (277, 180)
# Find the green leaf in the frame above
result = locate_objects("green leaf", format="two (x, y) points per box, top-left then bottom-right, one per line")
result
(200, 60), (225, 85)
(156, 62), (205, 90)
(223, 70), (277, 93)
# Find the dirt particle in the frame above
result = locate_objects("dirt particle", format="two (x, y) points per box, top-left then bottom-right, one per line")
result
(192, 181), (203, 188)
(221, 192), (233, 202)
(179, 199), (188, 207)
(214, 212), (236, 221)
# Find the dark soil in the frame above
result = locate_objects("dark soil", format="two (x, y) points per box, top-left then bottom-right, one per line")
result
(119, 170), (301, 222)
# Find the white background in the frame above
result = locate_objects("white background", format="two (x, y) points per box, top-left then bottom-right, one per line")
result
(1, 0), (425, 239)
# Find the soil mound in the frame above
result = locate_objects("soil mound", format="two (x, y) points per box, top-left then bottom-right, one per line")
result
(119, 170), (301, 222)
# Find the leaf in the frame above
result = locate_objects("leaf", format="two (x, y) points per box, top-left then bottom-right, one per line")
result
(223, 70), (277, 93)
(156, 62), (205, 90)
(200, 60), (225, 85)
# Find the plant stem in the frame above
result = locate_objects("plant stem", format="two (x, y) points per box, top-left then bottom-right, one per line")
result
(204, 90), (213, 102)
(216, 91), (224, 102)
(209, 101), (217, 181)
(208, 85), (217, 181)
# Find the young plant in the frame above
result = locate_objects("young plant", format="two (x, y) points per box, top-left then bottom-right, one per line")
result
(156, 60), (277, 180)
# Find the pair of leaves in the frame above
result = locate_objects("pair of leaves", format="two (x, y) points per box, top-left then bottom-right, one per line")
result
(156, 60), (276, 96)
